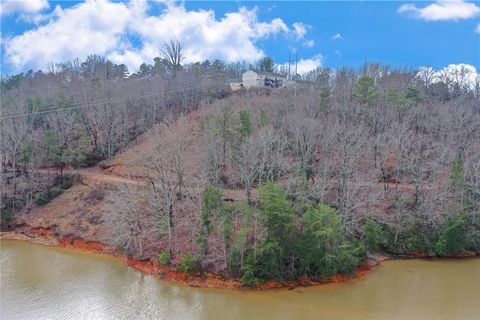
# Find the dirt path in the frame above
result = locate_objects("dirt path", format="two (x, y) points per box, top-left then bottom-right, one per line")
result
(78, 167), (144, 185)
(35, 167), (145, 185)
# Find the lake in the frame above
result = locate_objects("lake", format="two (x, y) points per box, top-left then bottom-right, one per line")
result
(1, 240), (479, 319)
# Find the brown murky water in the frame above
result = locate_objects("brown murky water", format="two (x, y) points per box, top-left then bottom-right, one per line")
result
(1, 240), (479, 320)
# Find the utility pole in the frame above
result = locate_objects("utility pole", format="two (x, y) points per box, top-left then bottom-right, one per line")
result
(295, 50), (298, 78)
(288, 51), (291, 80)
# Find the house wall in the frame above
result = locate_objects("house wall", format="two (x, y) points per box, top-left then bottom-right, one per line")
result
(242, 70), (259, 88)
(242, 70), (287, 88)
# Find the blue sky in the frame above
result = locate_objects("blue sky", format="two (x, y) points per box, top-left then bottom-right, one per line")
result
(1, 0), (479, 75)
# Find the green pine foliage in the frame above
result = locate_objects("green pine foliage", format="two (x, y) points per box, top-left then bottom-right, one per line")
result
(299, 205), (363, 278)
(239, 183), (364, 285)
(178, 254), (197, 275)
(435, 215), (474, 256)
(238, 110), (252, 139)
(259, 181), (294, 243)
(198, 185), (224, 259)
(352, 77), (379, 104)
(158, 250), (170, 265)
(450, 159), (465, 190)
(362, 219), (384, 253)
(259, 110), (271, 128)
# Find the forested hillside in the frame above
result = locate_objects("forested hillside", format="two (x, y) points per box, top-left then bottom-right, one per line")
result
(1, 53), (230, 216)
(1, 58), (479, 285)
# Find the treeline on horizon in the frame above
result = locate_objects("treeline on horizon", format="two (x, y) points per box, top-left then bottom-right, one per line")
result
(1, 47), (479, 285)
(1, 46), (282, 90)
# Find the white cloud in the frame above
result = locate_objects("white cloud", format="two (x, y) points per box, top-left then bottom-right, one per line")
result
(3, 0), (311, 73)
(476, 23), (480, 33)
(280, 54), (323, 75)
(332, 33), (342, 40)
(398, 0), (480, 21)
(417, 64), (479, 90)
(4, 0), (134, 71)
(292, 22), (308, 39)
(291, 22), (314, 48)
(0, 0), (49, 16)
(125, 5), (297, 68)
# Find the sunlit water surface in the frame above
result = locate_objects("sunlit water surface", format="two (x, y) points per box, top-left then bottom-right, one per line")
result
(1, 240), (479, 320)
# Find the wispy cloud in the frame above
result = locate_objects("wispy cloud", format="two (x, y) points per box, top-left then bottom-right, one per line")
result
(292, 22), (308, 39)
(304, 40), (315, 48)
(332, 33), (342, 40)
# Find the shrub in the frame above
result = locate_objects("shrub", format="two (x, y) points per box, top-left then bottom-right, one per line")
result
(34, 191), (50, 206)
(35, 187), (63, 205)
(178, 254), (196, 275)
(254, 240), (287, 281)
(259, 110), (270, 127)
(240, 254), (261, 286)
(60, 179), (73, 190)
(362, 219), (384, 253)
(2, 210), (13, 222)
(309, 243), (364, 278)
(158, 250), (170, 265)
(386, 227), (427, 254)
(81, 150), (105, 168)
(334, 243), (364, 274)
(435, 216), (473, 256)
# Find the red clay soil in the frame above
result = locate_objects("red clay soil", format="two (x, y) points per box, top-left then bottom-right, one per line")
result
(24, 225), (54, 237)
(1, 226), (243, 289)
(401, 251), (431, 258)
(58, 236), (108, 252)
(449, 252), (477, 258)
(2, 226), (477, 290)
(1, 225), (391, 290)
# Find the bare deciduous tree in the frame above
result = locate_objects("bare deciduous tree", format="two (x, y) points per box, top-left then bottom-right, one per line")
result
(286, 114), (320, 180)
(160, 40), (185, 72)
(143, 116), (190, 257)
(104, 184), (160, 257)
(233, 127), (284, 203)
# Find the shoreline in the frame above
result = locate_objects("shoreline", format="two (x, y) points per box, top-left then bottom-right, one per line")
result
(1, 226), (476, 291)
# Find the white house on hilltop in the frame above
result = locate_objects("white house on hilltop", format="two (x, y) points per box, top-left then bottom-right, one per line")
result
(241, 70), (286, 88)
